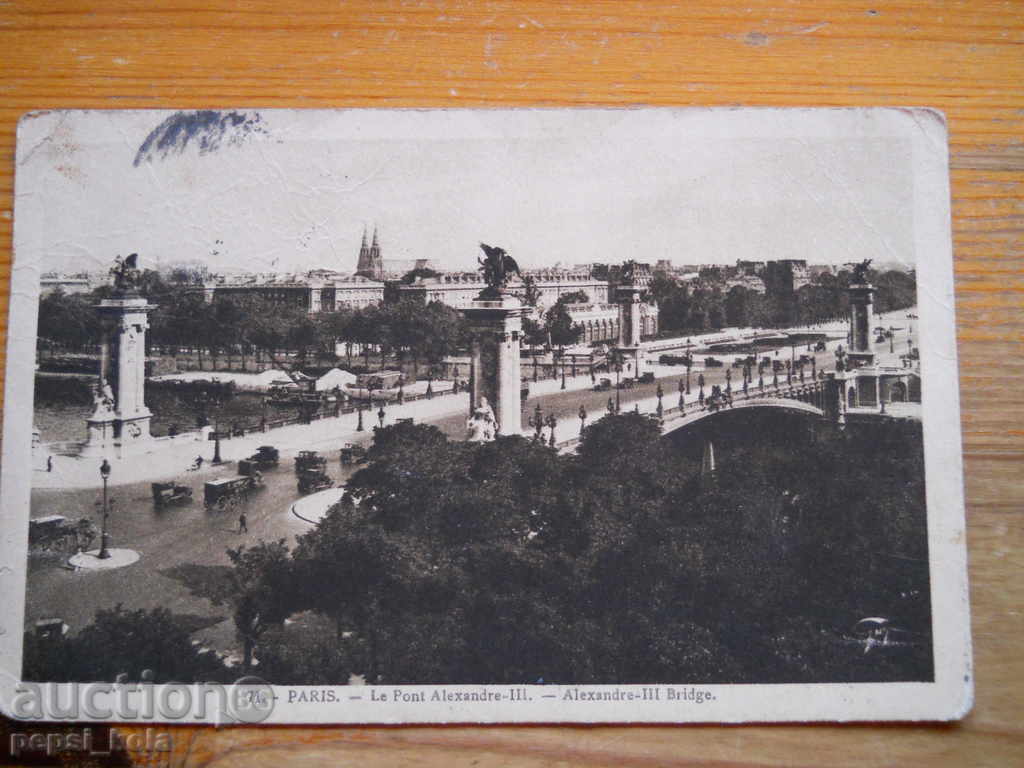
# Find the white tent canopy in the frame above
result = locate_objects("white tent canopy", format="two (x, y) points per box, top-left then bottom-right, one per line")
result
(315, 368), (358, 391)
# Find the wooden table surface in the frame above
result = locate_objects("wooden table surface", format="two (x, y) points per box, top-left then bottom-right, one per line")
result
(1, 2), (1021, 766)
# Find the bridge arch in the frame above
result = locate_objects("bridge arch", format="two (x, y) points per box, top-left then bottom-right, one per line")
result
(660, 397), (825, 436)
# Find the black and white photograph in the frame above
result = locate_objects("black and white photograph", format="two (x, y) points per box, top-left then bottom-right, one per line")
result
(1, 108), (970, 724)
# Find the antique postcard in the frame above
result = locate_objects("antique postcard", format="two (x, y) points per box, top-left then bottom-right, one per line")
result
(0, 108), (971, 724)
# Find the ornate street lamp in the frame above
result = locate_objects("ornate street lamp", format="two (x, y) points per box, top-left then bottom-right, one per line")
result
(698, 373), (705, 406)
(98, 459), (112, 559)
(656, 383), (664, 410)
(356, 398), (364, 431)
(609, 347), (624, 413)
(529, 403), (544, 441)
(545, 413), (558, 447)
(725, 368), (732, 394)
(397, 375), (405, 404)
(560, 347), (567, 390)
(678, 378), (685, 408)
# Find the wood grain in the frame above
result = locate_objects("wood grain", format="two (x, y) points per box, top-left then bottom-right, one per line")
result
(1, 1), (1021, 766)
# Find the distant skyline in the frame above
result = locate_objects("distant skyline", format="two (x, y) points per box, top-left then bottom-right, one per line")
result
(16, 109), (916, 278)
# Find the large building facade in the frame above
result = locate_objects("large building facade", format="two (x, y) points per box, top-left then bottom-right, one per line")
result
(400, 267), (657, 344)
(200, 271), (384, 312)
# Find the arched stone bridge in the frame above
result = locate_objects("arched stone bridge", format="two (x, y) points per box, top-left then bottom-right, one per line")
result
(660, 390), (826, 435)
(555, 379), (839, 452)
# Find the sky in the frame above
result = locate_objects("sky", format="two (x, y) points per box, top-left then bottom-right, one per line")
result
(14, 109), (916, 277)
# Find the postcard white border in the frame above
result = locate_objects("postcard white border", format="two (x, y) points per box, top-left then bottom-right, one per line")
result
(0, 107), (971, 723)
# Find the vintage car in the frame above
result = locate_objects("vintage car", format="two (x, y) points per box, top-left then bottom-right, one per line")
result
(245, 445), (280, 469)
(297, 469), (335, 494)
(28, 515), (96, 554)
(340, 443), (367, 465)
(295, 450), (328, 474)
(703, 357), (724, 368)
(638, 371), (655, 383)
(593, 377), (612, 392)
(617, 378), (636, 390)
(204, 475), (263, 509)
(151, 481), (193, 507)
(814, 340), (827, 352)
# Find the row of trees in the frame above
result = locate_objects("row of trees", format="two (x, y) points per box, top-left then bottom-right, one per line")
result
(649, 268), (918, 334)
(26, 412), (932, 685)
(37, 272), (469, 378)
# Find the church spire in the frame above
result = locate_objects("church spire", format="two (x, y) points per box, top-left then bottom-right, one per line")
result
(356, 224), (383, 280)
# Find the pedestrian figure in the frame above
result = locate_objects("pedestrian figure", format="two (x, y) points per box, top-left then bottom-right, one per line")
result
(238, 512), (248, 534)
(46, 455), (53, 472)
(378, 405), (386, 428)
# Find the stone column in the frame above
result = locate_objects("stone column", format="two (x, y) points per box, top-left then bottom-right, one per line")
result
(464, 293), (525, 437)
(616, 282), (645, 378)
(847, 281), (876, 368)
(82, 295), (156, 457)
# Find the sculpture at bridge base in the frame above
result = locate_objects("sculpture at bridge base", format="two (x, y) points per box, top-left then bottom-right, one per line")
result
(80, 255), (157, 460)
(462, 244), (526, 438)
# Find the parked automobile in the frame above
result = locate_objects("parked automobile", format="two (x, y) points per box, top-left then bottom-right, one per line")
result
(151, 481), (193, 507)
(658, 354), (692, 366)
(617, 378), (636, 390)
(704, 357), (724, 368)
(204, 475), (263, 509)
(340, 443), (367, 465)
(294, 450), (327, 474)
(298, 469), (334, 494)
(639, 371), (655, 383)
(594, 377), (612, 392)
(28, 515), (96, 554)
(246, 445), (280, 469)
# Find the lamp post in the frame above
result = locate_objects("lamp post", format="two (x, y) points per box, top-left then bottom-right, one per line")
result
(545, 413), (557, 447)
(725, 368), (732, 394)
(578, 404), (587, 434)
(698, 373), (705, 406)
(529, 403), (544, 441)
(356, 397), (364, 431)
(678, 378), (685, 409)
(656, 383), (664, 410)
(560, 346), (567, 390)
(610, 347), (623, 413)
(98, 459), (112, 559)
